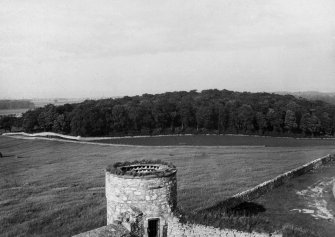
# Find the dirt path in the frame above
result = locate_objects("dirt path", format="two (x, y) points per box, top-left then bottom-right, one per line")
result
(292, 177), (335, 220)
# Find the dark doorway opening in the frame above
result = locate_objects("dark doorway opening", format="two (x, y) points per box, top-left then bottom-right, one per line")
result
(148, 218), (159, 237)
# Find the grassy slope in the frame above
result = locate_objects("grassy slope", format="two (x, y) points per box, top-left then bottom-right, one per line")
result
(1, 136), (335, 236)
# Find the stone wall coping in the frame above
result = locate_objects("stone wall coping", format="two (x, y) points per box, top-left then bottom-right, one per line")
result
(106, 169), (177, 179)
(106, 160), (177, 178)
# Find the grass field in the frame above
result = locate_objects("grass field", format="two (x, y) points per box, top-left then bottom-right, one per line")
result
(1, 136), (335, 236)
(89, 134), (335, 147)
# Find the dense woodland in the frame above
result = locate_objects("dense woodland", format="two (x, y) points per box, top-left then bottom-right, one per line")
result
(1, 89), (335, 137)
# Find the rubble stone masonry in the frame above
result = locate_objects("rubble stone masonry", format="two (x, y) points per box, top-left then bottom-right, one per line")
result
(106, 167), (177, 237)
(166, 217), (281, 237)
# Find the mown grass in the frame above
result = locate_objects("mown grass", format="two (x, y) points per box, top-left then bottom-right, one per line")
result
(1, 136), (335, 236)
(182, 203), (322, 237)
(177, 200), (321, 237)
(90, 134), (335, 147)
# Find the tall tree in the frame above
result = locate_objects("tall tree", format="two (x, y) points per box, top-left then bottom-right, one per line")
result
(237, 104), (255, 133)
(300, 112), (321, 136)
(319, 112), (332, 135)
(37, 104), (58, 131)
(255, 112), (267, 135)
(112, 104), (128, 133)
(22, 109), (41, 132)
(178, 95), (196, 130)
(266, 108), (283, 133)
(284, 110), (297, 133)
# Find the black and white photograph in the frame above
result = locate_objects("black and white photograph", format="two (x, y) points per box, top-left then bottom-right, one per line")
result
(1, 1), (335, 236)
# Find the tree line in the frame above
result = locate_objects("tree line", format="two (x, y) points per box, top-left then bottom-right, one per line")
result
(1, 89), (335, 137)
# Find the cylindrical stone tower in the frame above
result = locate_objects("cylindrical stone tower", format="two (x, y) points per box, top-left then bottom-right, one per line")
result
(105, 160), (177, 237)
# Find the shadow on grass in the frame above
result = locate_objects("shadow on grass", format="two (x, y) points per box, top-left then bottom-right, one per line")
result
(227, 202), (266, 216)
(179, 201), (320, 236)
(0, 153), (25, 158)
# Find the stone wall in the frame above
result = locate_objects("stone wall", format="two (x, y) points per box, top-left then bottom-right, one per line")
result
(166, 217), (282, 237)
(204, 154), (335, 211)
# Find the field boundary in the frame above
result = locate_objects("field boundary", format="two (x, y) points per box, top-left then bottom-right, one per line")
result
(3, 132), (82, 140)
(1, 132), (267, 149)
(3, 131), (335, 141)
(2, 131), (199, 140)
(201, 154), (335, 212)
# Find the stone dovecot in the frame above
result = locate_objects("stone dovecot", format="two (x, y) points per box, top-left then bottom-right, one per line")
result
(105, 160), (177, 237)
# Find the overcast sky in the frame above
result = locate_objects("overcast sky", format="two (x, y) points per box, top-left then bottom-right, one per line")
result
(1, 0), (335, 99)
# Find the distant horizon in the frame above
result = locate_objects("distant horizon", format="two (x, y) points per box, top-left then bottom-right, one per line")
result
(1, 88), (335, 100)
